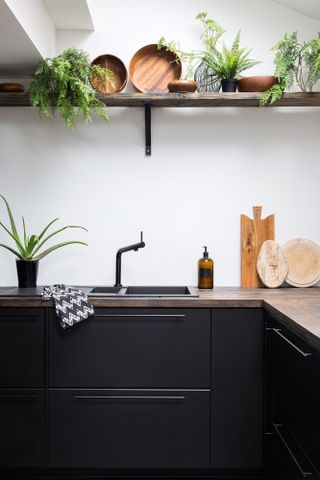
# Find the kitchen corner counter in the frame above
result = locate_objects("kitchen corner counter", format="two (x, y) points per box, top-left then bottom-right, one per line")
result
(0, 286), (319, 350)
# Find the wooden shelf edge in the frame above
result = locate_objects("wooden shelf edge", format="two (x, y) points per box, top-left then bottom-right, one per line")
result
(1, 91), (320, 107)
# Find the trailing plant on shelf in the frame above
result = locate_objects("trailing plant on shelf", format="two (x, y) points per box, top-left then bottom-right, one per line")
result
(29, 48), (113, 128)
(203, 29), (260, 91)
(260, 32), (320, 106)
(157, 36), (198, 82)
(0, 194), (88, 287)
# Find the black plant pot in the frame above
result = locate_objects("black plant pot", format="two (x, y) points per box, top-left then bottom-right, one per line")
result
(221, 79), (238, 92)
(16, 260), (39, 288)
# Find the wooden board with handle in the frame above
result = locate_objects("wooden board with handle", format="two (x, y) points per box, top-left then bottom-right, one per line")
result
(241, 206), (275, 288)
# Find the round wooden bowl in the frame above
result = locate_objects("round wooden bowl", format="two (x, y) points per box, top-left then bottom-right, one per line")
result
(91, 54), (127, 93)
(237, 76), (278, 92)
(168, 80), (197, 93)
(0, 83), (24, 92)
(129, 44), (181, 93)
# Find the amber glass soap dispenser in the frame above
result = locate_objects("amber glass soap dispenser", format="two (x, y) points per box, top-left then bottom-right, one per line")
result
(198, 246), (214, 289)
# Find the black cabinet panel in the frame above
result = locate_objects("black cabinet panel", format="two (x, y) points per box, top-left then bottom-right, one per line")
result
(272, 322), (320, 472)
(211, 308), (264, 469)
(49, 389), (210, 468)
(0, 308), (45, 388)
(0, 390), (45, 467)
(272, 422), (316, 480)
(49, 308), (210, 388)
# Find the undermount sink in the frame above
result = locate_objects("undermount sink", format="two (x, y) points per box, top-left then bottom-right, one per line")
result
(89, 286), (125, 295)
(124, 286), (198, 297)
(87, 286), (198, 297)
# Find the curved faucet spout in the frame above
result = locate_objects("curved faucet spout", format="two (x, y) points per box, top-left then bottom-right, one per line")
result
(114, 232), (145, 287)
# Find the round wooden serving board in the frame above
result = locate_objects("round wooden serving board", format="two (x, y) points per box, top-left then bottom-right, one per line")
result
(282, 238), (320, 287)
(91, 54), (127, 93)
(129, 44), (181, 93)
(257, 240), (288, 288)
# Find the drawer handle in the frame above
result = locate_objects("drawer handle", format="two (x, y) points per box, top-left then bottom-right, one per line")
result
(272, 329), (312, 358)
(73, 395), (185, 401)
(0, 395), (38, 403)
(94, 314), (186, 319)
(273, 423), (313, 478)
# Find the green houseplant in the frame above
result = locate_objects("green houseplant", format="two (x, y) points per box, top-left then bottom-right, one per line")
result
(0, 195), (88, 287)
(29, 48), (113, 128)
(203, 30), (260, 92)
(157, 37), (199, 92)
(194, 12), (225, 92)
(260, 32), (320, 106)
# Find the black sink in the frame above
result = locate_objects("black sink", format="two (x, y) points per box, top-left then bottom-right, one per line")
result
(124, 286), (198, 297)
(88, 286), (124, 296)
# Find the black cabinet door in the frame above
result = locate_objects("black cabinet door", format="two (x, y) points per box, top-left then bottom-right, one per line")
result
(211, 308), (264, 469)
(272, 320), (320, 472)
(0, 390), (45, 467)
(49, 308), (210, 388)
(0, 308), (45, 388)
(49, 389), (210, 468)
(272, 422), (316, 480)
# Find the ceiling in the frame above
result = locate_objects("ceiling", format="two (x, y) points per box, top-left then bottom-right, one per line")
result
(273, 0), (320, 21)
(0, 1), (42, 75)
(0, 0), (95, 77)
(42, 0), (94, 30)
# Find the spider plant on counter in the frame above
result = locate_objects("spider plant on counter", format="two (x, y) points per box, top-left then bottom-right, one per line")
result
(0, 195), (88, 287)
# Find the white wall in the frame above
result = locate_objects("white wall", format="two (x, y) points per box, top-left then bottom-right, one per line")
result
(0, 0), (320, 287)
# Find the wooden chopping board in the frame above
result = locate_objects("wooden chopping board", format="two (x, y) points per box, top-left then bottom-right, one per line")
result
(241, 206), (275, 288)
(257, 240), (288, 288)
(282, 238), (320, 287)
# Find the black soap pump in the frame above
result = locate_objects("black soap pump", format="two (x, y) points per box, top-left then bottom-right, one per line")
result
(198, 246), (214, 289)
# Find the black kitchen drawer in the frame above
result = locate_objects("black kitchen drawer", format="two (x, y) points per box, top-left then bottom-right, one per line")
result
(49, 308), (210, 388)
(272, 321), (320, 472)
(211, 308), (264, 469)
(49, 389), (210, 468)
(0, 389), (45, 467)
(0, 308), (45, 387)
(272, 422), (317, 479)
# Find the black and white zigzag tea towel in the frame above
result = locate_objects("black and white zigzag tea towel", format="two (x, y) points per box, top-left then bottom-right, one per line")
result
(41, 284), (94, 329)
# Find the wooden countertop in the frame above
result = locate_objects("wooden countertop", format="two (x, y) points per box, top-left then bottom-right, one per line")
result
(0, 287), (319, 350)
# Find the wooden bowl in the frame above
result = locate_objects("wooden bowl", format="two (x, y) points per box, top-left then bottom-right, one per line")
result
(129, 44), (181, 93)
(91, 54), (127, 93)
(0, 83), (24, 92)
(168, 80), (197, 93)
(237, 76), (278, 92)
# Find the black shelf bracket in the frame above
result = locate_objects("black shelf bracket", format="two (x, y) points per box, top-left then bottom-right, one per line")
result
(145, 102), (151, 156)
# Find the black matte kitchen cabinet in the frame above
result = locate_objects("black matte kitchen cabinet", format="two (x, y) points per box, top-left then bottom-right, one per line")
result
(0, 308), (44, 387)
(211, 309), (264, 469)
(0, 390), (45, 467)
(0, 308), (45, 467)
(266, 314), (320, 479)
(49, 308), (210, 388)
(49, 389), (209, 468)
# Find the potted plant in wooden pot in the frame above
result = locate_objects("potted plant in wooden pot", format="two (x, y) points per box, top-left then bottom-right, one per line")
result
(203, 30), (260, 92)
(0, 195), (88, 288)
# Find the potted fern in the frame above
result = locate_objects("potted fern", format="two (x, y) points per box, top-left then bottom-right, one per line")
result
(203, 30), (260, 92)
(261, 32), (320, 106)
(0, 195), (88, 288)
(29, 48), (113, 128)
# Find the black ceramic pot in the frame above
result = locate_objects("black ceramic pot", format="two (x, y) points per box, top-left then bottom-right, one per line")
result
(221, 79), (238, 92)
(16, 260), (39, 288)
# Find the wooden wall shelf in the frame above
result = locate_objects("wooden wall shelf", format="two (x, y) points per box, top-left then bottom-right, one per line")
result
(1, 92), (320, 155)
(1, 91), (320, 108)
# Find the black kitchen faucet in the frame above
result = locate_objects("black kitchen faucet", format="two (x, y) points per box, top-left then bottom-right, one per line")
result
(114, 232), (145, 287)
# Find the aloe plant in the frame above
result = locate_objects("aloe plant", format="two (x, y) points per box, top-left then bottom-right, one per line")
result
(0, 195), (88, 261)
